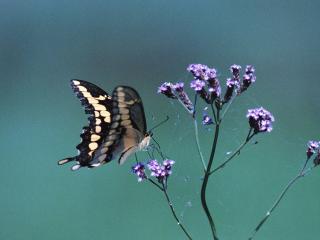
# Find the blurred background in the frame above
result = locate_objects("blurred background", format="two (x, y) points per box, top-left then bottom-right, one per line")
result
(0, 0), (319, 239)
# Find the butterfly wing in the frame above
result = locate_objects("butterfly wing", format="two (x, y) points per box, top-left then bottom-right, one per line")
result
(92, 86), (148, 165)
(58, 79), (113, 170)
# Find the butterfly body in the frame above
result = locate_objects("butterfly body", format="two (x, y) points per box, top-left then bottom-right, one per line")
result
(58, 80), (149, 170)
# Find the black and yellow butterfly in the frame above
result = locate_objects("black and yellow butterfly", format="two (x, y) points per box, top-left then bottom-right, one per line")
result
(58, 80), (150, 171)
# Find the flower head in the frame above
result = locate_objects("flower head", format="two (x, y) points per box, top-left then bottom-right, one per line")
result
(172, 82), (184, 92)
(246, 107), (275, 133)
(162, 159), (175, 176)
(202, 113), (213, 125)
(132, 162), (147, 182)
(245, 65), (255, 75)
(187, 64), (209, 80)
(307, 140), (320, 159)
(147, 159), (175, 182)
(241, 65), (256, 92)
(230, 64), (241, 79)
(158, 82), (176, 99)
(190, 79), (206, 92)
(208, 82), (221, 98)
(187, 64), (217, 81)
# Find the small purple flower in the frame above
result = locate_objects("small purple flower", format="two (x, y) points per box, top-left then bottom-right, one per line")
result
(147, 159), (175, 182)
(202, 113), (213, 125)
(246, 107), (275, 133)
(190, 79), (206, 92)
(230, 64), (241, 79)
(187, 64), (217, 81)
(307, 140), (320, 159)
(187, 64), (209, 80)
(208, 82), (221, 98)
(206, 68), (217, 80)
(172, 81), (194, 114)
(172, 82), (184, 92)
(241, 65), (256, 92)
(158, 82), (176, 99)
(132, 162), (147, 182)
(163, 159), (175, 176)
(245, 65), (255, 75)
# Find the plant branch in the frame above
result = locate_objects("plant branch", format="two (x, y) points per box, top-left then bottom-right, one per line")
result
(248, 160), (314, 240)
(192, 94), (207, 171)
(200, 105), (220, 240)
(161, 182), (193, 240)
(210, 128), (255, 175)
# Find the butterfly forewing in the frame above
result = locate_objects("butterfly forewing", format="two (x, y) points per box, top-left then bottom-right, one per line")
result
(58, 80), (112, 169)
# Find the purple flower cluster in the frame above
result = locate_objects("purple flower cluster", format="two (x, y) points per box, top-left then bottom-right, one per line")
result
(159, 63), (256, 111)
(188, 64), (221, 103)
(246, 107), (275, 133)
(306, 140), (320, 161)
(202, 112), (213, 125)
(131, 162), (146, 182)
(158, 81), (194, 114)
(132, 159), (175, 183)
(224, 64), (256, 102)
(187, 64), (217, 81)
(147, 159), (175, 182)
(241, 65), (256, 92)
(158, 82), (176, 99)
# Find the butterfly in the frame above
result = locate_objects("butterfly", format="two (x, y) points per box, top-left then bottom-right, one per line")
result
(58, 79), (151, 171)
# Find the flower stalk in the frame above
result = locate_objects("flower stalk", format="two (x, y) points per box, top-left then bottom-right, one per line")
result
(200, 105), (220, 240)
(248, 160), (314, 240)
(210, 128), (255, 175)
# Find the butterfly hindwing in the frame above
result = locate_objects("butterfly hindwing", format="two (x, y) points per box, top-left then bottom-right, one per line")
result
(92, 86), (148, 165)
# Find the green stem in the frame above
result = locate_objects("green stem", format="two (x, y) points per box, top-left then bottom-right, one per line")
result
(192, 93), (207, 171)
(248, 161), (313, 240)
(200, 105), (220, 240)
(161, 182), (193, 240)
(194, 118), (207, 171)
(220, 95), (236, 120)
(210, 129), (255, 175)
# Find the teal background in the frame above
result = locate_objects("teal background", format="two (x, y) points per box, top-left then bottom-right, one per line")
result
(1, 0), (319, 239)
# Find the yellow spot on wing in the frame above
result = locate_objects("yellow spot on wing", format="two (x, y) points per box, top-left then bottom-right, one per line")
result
(104, 117), (111, 123)
(119, 108), (129, 114)
(104, 141), (113, 147)
(91, 134), (101, 141)
(100, 110), (110, 117)
(121, 114), (130, 120)
(96, 95), (106, 100)
(121, 120), (131, 126)
(89, 142), (98, 150)
(92, 104), (106, 111)
(87, 98), (99, 104)
(82, 92), (92, 98)
(78, 86), (87, 92)
(95, 126), (102, 133)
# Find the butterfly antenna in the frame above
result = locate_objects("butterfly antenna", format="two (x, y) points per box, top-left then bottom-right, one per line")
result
(148, 116), (169, 133)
